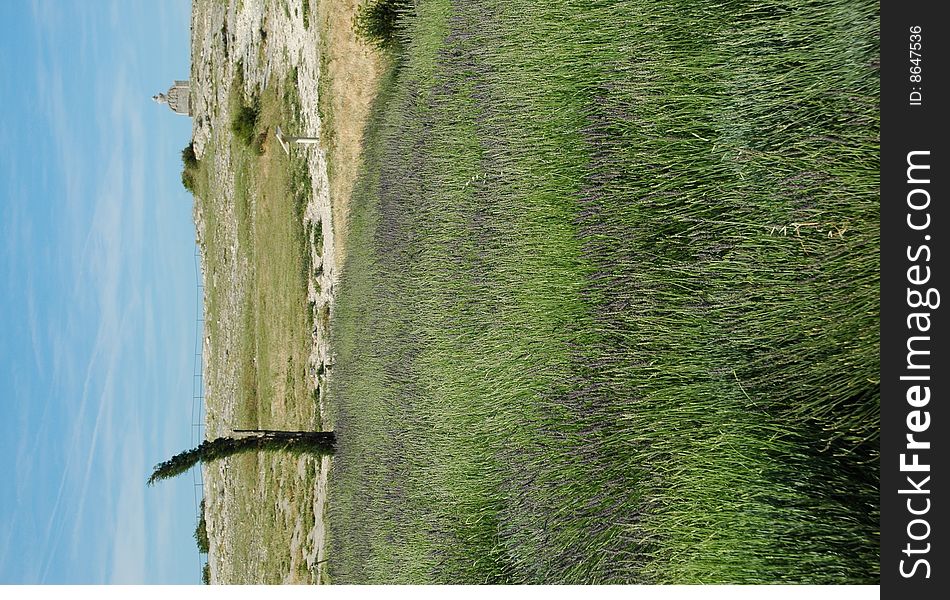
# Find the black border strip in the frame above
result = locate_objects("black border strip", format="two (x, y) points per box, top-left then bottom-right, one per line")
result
(882, 1), (947, 596)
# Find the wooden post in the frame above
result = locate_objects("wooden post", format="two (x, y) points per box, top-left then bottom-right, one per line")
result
(275, 125), (320, 156)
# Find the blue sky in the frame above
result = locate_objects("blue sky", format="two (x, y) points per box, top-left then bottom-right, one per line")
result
(1, 0), (201, 584)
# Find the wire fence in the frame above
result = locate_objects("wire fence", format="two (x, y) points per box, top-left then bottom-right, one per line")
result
(191, 246), (208, 580)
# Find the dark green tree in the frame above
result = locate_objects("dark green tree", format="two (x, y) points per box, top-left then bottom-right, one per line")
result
(194, 499), (209, 554)
(147, 430), (336, 486)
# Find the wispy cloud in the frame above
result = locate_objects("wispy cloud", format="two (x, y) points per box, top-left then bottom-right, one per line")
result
(4, 0), (196, 583)
(28, 1), (151, 582)
(108, 419), (148, 584)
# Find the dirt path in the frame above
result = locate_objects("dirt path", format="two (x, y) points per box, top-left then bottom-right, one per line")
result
(303, 1), (383, 580)
(316, 0), (385, 267)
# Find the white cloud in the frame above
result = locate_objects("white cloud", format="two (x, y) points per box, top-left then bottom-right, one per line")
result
(23, 0), (196, 583)
(28, 2), (150, 581)
(108, 423), (148, 584)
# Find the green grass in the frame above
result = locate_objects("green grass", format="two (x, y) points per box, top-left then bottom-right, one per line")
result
(302, 0), (311, 30)
(327, 0), (879, 584)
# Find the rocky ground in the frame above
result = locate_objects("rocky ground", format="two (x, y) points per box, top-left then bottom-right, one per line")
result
(190, 0), (340, 584)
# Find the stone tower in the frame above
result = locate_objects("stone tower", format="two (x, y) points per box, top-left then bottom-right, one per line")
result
(153, 80), (191, 116)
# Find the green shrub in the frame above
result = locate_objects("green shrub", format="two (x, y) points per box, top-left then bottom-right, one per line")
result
(181, 142), (198, 169)
(355, 0), (412, 48)
(194, 499), (210, 554)
(231, 104), (261, 148)
(252, 131), (267, 156)
(181, 142), (199, 193)
(201, 563), (211, 585)
(181, 168), (197, 193)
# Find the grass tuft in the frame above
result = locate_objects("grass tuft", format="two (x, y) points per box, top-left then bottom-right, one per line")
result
(355, 0), (413, 49)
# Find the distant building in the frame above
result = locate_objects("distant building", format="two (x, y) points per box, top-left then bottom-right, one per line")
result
(153, 80), (192, 116)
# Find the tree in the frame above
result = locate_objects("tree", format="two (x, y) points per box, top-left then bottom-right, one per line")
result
(194, 499), (209, 554)
(181, 142), (199, 193)
(147, 430), (336, 486)
(230, 103), (262, 152)
(181, 143), (199, 169)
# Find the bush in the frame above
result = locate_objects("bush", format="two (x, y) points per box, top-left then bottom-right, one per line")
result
(252, 131), (267, 156)
(181, 143), (198, 169)
(201, 563), (211, 585)
(231, 103), (261, 148)
(181, 168), (197, 193)
(181, 142), (199, 193)
(194, 499), (210, 554)
(355, 0), (412, 49)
